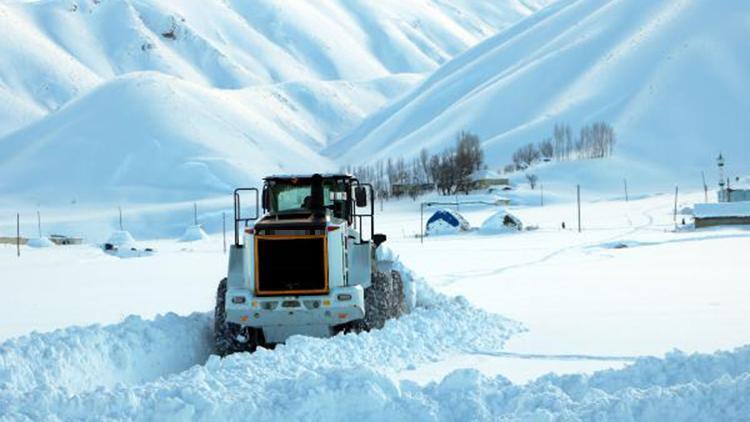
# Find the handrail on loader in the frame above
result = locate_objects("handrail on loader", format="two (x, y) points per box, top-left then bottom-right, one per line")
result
(233, 188), (259, 246)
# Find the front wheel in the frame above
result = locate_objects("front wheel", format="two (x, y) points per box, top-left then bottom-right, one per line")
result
(363, 269), (406, 330)
(214, 278), (263, 356)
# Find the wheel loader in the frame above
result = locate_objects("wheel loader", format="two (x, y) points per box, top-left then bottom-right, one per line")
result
(214, 173), (406, 355)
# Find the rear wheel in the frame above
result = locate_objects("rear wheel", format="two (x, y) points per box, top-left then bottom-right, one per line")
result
(214, 278), (263, 356)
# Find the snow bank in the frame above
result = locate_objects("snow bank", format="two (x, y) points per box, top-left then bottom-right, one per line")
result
(3, 327), (748, 419)
(106, 230), (136, 246)
(0, 265), (521, 420)
(25, 237), (54, 248)
(0, 313), (213, 397)
(179, 225), (209, 242)
(479, 209), (523, 234)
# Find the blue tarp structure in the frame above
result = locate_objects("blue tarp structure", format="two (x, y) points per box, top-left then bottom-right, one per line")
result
(426, 209), (470, 235)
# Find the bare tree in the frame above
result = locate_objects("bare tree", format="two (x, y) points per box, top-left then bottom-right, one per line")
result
(419, 148), (431, 184)
(554, 123), (565, 161)
(512, 143), (540, 169)
(525, 173), (539, 190)
(455, 131), (484, 194)
(538, 138), (554, 160)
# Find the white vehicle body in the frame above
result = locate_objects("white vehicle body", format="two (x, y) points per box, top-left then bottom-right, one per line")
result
(219, 174), (380, 346)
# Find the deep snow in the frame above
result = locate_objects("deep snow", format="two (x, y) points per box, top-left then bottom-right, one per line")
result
(1, 188), (749, 420)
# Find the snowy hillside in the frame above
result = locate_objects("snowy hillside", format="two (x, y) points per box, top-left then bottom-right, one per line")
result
(329, 0), (750, 189)
(0, 72), (429, 203)
(0, 0), (553, 202)
(0, 0), (551, 137)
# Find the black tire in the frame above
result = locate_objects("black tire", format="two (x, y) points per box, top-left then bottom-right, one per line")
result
(214, 278), (263, 356)
(363, 269), (406, 330)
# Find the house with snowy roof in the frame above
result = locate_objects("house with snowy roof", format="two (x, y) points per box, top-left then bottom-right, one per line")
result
(470, 169), (509, 189)
(693, 202), (750, 228)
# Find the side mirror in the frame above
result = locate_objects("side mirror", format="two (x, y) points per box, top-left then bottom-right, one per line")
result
(355, 186), (368, 207)
(372, 233), (387, 247)
(262, 187), (269, 211)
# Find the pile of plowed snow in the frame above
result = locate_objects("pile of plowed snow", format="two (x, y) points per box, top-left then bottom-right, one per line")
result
(0, 270), (521, 419)
(3, 306), (749, 419)
(1, 248), (749, 420)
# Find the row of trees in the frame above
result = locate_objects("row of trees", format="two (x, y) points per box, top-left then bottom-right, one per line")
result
(342, 131), (485, 199)
(506, 122), (616, 172)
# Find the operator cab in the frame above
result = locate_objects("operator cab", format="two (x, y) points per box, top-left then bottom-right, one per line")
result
(262, 174), (358, 223)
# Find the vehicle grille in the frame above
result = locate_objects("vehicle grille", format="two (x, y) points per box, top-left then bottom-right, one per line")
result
(255, 235), (327, 295)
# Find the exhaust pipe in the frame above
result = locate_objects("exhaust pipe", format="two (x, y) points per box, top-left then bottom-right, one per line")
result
(310, 173), (325, 217)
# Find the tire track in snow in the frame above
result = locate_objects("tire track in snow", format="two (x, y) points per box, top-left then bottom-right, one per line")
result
(436, 201), (661, 287)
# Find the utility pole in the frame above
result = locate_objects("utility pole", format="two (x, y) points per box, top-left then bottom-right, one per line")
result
(540, 184), (544, 207)
(701, 171), (708, 203)
(420, 203), (424, 244)
(193, 203), (198, 225)
(37, 211), (42, 238)
(118, 206), (123, 230)
(577, 184), (582, 233)
(673, 185), (679, 224)
(623, 178), (629, 202)
(16, 213), (20, 257)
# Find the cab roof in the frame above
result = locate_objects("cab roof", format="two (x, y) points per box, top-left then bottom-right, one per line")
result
(263, 173), (354, 182)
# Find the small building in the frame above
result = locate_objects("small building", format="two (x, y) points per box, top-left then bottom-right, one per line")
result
(693, 202), (750, 228)
(470, 169), (509, 190)
(49, 234), (83, 245)
(718, 176), (750, 203)
(391, 182), (433, 198)
(426, 209), (470, 235)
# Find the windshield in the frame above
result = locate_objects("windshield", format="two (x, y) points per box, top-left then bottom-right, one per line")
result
(267, 179), (349, 217)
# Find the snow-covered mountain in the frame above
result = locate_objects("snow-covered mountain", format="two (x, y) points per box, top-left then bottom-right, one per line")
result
(0, 0), (550, 137)
(0, 72), (432, 203)
(329, 0), (750, 188)
(0, 0), (553, 202)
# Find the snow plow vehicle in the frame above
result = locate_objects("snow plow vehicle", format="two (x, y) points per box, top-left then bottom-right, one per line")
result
(215, 173), (407, 355)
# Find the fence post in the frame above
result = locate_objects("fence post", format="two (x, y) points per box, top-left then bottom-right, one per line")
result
(577, 185), (582, 233)
(17, 213), (21, 257)
(540, 184), (544, 207)
(420, 203), (424, 244)
(623, 178), (629, 202)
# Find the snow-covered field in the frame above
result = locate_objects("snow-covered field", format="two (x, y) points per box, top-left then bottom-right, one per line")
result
(2, 188), (749, 420)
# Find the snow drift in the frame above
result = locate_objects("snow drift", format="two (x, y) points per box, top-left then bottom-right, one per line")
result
(426, 209), (471, 236)
(0, 273), (522, 420)
(329, 0), (750, 188)
(480, 210), (523, 234)
(2, 300), (749, 420)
